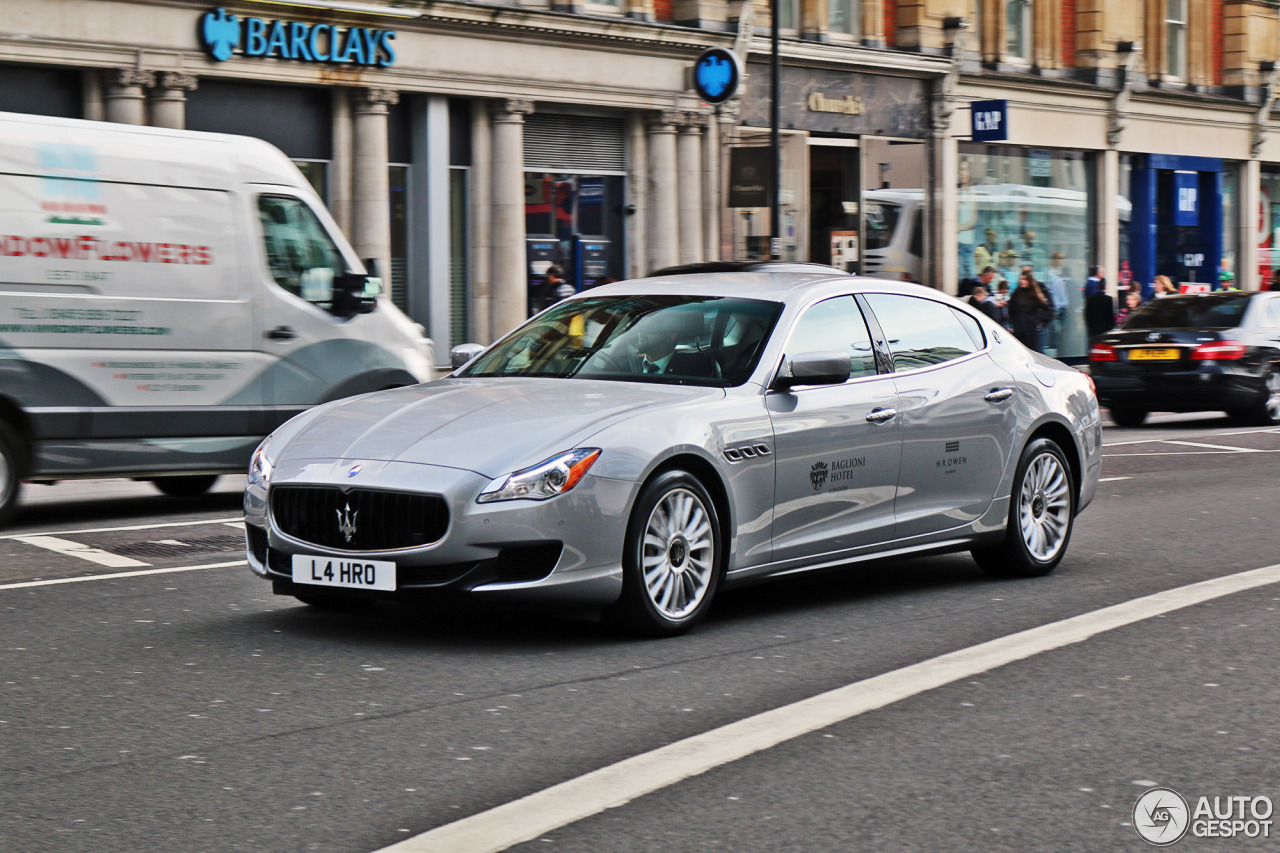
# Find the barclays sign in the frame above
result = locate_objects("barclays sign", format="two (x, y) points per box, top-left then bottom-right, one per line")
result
(200, 8), (397, 67)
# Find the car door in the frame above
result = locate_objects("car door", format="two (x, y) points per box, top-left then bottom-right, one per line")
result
(766, 295), (902, 563)
(861, 292), (1017, 539)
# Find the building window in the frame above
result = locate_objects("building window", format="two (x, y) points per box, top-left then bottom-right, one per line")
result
(777, 0), (799, 32)
(1005, 0), (1032, 62)
(828, 0), (860, 37)
(1164, 0), (1188, 79)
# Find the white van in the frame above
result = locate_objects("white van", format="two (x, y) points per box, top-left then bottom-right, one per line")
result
(0, 111), (432, 523)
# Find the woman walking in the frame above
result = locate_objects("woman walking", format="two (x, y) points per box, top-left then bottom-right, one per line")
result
(1007, 268), (1053, 353)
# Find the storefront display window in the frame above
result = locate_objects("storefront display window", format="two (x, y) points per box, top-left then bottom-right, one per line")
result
(1258, 168), (1280, 290)
(957, 144), (1092, 361)
(1220, 168), (1238, 288)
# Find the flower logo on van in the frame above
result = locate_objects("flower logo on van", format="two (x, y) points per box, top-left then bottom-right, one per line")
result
(201, 8), (241, 62)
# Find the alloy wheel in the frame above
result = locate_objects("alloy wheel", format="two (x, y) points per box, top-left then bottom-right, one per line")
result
(641, 487), (716, 621)
(1018, 451), (1071, 562)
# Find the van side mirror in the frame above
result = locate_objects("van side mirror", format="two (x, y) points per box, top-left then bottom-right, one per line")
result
(450, 343), (486, 370)
(332, 260), (382, 318)
(773, 351), (852, 391)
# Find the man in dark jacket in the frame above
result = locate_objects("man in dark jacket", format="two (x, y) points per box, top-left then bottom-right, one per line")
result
(1085, 288), (1116, 340)
(968, 285), (1004, 324)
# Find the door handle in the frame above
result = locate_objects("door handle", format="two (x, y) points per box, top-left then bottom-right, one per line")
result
(865, 407), (897, 423)
(984, 388), (1015, 402)
(266, 325), (297, 341)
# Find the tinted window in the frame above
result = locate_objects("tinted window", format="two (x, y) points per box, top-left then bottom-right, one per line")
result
(865, 293), (979, 370)
(787, 296), (877, 378)
(1123, 294), (1251, 329)
(952, 307), (986, 349)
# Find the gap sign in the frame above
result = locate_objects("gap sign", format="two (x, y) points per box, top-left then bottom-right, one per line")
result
(970, 99), (1008, 142)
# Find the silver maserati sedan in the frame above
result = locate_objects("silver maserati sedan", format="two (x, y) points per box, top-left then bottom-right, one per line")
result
(244, 270), (1102, 636)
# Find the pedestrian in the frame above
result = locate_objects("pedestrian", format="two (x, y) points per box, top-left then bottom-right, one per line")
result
(1153, 275), (1178, 298)
(531, 264), (574, 314)
(1007, 268), (1052, 353)
(1217, 269), (1238, 291)
(959, 265), (998, 298)
(1084, 266), (1107, 298)
(1085, 286), (1116, 340)
(968, 285), (1005, 325)
(1115, 290), (1142, 326)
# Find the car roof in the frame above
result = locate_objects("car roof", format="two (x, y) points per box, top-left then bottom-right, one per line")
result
(647, 261), (849, 277)
(582, 271), (944, 303)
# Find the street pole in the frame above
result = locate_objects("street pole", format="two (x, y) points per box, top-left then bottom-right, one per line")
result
(770, 0), (781, 259)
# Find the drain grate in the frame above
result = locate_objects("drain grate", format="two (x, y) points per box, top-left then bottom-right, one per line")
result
(103, 533), (248, 560)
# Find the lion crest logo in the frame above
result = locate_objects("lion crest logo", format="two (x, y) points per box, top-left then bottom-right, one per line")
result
(809, 461), (828, 491)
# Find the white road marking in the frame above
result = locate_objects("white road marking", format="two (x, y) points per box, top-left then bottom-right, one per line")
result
(1102, 450), (1272, 457)
(1163, 439), (1265, 453)
(1098, 476), (1131, 482)
(0, 517), (243, 541)
(0, 560), (246, 591)
(375, 563), (1280, 853)
(12, 535), (149, 568)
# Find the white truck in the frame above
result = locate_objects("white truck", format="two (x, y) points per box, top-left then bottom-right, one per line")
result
(0, 111), (432, 523)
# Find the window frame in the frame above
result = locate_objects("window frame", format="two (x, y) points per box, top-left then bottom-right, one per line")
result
(826, 0), (861, 40)
(781, 294), (881, 385)
(1004, 0), (1033, 64)
(1163, 0), (1188, 80)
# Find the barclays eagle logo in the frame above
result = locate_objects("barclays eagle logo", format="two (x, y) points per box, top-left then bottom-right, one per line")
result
(696, 56), (733, 99)
(201, 8), (241, 62)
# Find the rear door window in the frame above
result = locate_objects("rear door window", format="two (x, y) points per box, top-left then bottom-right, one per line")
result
(864, 293), (980, 371)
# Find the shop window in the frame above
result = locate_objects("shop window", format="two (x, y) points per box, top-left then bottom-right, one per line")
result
(450, 167), (470, 346)
(389, 165), (409, 313)
(1005, 0), (1032, 62)
(258, 195), (347, 306)
(828, 0), (860, 38)
(1164, 0), (1188, 79)
(292, 160), (329, 206)
(1258, 169), (1280, 291)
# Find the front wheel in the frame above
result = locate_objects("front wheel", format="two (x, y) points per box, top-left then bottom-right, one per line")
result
(608, 470), (722, 637)
(972, 437), (1075, 578)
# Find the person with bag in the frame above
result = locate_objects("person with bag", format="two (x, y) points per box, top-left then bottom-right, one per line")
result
(1007, 268), (1053, 353)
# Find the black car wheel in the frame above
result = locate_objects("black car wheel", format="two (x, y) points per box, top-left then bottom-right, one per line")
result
(1253, 366), (1280, 426)
(152, 475), (219, 497)
(0, 421), (25, 527)
(1108, 405), (1147, 427)
(972, 437), (1075, 579)
(609, 470), (722, 637)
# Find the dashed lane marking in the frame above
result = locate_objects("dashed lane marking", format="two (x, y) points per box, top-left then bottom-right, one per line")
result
(12, 535), (150, 568)
(374, 563), (1280, 853)
(0, 560), (246, 591)
(1162, 439), (1267, 453)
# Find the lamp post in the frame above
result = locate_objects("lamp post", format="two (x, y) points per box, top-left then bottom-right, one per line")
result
(770, 0), (781, 259)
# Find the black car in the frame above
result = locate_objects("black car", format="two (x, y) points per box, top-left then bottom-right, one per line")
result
(1089, 292), (1280, 426)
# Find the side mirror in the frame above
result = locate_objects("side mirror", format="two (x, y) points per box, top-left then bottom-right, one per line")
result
(450, 342), (486, 370)
(774, 351), (852, 391)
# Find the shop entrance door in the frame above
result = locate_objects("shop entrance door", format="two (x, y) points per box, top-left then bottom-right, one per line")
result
(807, 141), (860, 271)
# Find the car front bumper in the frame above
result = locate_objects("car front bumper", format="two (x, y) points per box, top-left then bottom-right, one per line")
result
(244, 458), (635, 606)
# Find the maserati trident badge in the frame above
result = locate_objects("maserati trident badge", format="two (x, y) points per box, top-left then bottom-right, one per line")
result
(336, 503), (358, 543)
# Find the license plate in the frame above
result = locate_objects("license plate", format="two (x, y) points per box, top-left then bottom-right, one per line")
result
(1128, 348), (1180, 361)
(292, 554), (396, 591)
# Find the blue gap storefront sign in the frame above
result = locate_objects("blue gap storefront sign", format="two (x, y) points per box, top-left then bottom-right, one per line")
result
(200, 8), (397, 67)
(970, 100), (1008, 142)
(1128, 155), (1223, 289)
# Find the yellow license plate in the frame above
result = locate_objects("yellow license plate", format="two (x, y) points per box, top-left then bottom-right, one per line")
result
(1129, 348), (1180, 361)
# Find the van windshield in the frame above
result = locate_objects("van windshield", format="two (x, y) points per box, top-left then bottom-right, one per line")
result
(863, 201), (901, 251)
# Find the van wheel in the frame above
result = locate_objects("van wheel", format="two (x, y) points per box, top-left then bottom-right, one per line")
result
(971, 437), (1075, 578)
(0, 422), (25, 527)
(607, 470), (722, 637)
(152, 475), (219, 497)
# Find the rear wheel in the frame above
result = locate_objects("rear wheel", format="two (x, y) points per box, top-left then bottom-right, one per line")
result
(608, 470), (722, 637)
(1108, 405), (1147, 427)
(1250, 366), (1280, 426)
(152, 475), (219, 497)
(0, 422), (25, 527)
(972, 437), (1075, 578)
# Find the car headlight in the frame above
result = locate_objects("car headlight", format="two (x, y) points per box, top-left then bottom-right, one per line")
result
(477, 448), (601, 503)
(247, 436), (274, 488)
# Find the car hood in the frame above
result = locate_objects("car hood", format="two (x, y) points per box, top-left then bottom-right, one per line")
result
(276, 377), (724, 478)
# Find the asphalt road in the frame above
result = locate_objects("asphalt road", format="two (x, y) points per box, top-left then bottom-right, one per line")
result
(3, 413), (1279, 852)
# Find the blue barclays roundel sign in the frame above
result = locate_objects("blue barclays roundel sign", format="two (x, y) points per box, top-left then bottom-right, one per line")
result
(200, 8), (397, 67)
(693, 47), (741, 105)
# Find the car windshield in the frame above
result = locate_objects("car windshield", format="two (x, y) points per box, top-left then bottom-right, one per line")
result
(1123, 294), (1251, 330)
(458, 295), (783, 386)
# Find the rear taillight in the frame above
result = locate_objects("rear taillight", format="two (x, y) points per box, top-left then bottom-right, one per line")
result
(1089, 344), (1118, 362)
(1191, 341), (1246, 360)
